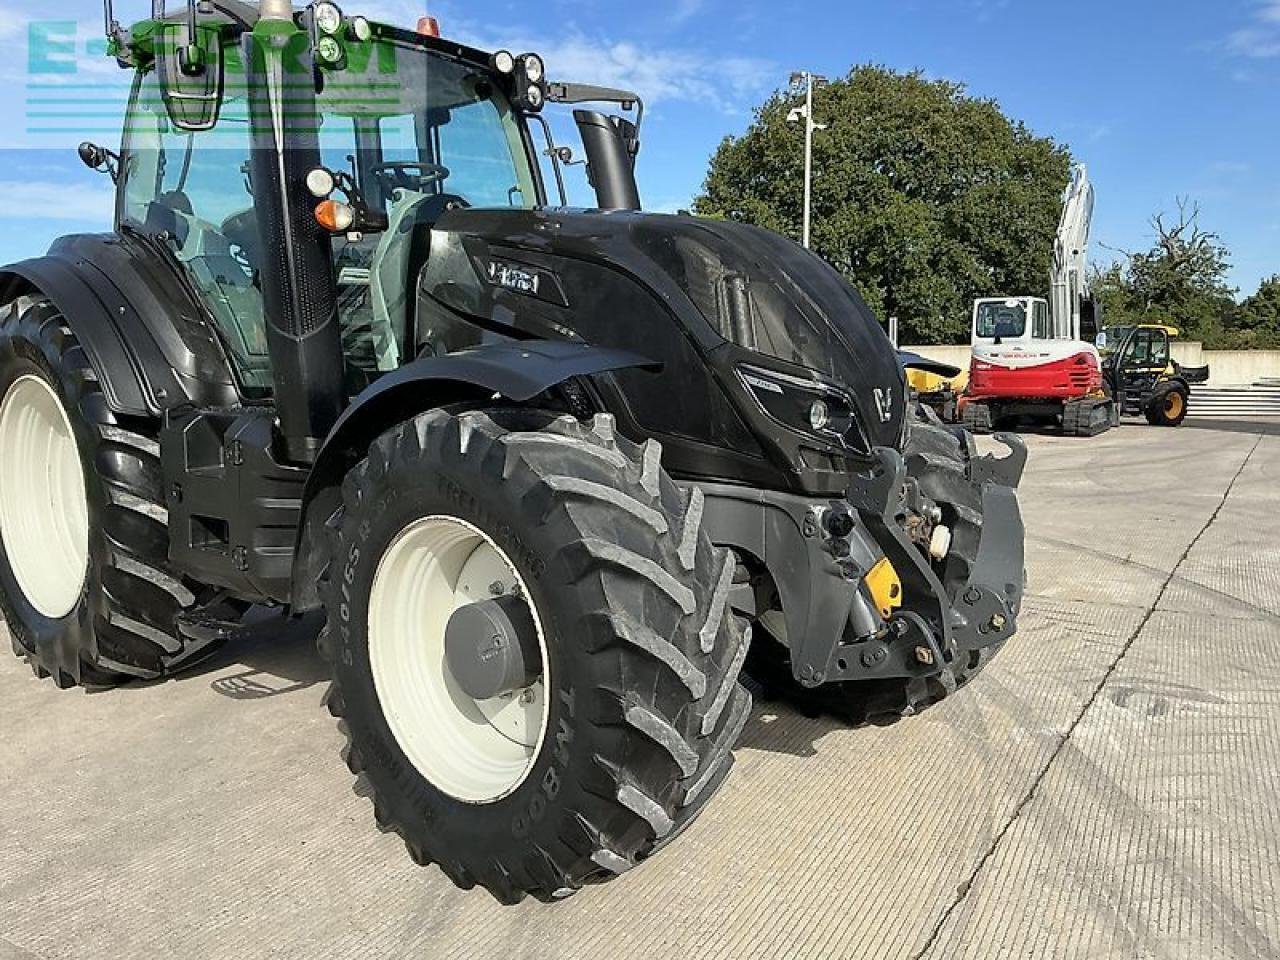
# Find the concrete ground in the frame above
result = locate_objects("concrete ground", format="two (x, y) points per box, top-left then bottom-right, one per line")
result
(3, 419), (1279, 960)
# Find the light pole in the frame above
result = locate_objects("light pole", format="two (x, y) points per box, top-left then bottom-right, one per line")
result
(788, 71), (828, 249)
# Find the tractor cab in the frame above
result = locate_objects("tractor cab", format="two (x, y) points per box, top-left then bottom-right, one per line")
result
(110, 14), (564, 399)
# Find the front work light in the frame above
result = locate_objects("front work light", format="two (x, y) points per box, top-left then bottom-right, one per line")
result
(492, 50), (516, 75)
(305, 167), (336, 198)
(316, 35), (344, 65)
(349, 16), (372, 41)
(313, 2), (344, 35)
(521, 53), (545, 84)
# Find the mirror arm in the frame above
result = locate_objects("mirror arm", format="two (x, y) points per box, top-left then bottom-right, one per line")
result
(79, 142), (121, 184)
(527, 113), (568, 206)
(546, 81), (645, 157)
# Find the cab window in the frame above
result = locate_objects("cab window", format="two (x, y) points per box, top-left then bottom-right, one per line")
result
(120, 63), (271, 392)
(975, 302), (1027, 339)
(1033, 302), (1050, 339)
(1122, 329), (1170, 367)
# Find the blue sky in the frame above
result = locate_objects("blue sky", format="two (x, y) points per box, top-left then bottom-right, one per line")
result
(1, 0), (1277, 297)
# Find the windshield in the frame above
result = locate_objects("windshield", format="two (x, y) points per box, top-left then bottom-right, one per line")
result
(975, 301), (1027, 339)
(318, 38), (539, 210)
(1097, 326), (1133, 354)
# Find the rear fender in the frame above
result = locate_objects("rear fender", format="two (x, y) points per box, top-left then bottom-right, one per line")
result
(0, 259), (160, 416)
(290, 340), (658, 610)
(1, 235), (240, 416)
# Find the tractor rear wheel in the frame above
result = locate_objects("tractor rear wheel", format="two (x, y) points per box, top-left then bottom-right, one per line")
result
(1145, 383), (1189, 427)
(0, 294), (220, 686)
(318, 409), (752, 902)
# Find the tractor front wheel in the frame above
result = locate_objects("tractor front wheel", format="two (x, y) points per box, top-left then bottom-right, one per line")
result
(318, 409), (752, 902)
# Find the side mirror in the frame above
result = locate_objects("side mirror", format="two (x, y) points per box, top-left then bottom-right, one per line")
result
(156, 22), (224, 132)
(78, 141), (119, 182)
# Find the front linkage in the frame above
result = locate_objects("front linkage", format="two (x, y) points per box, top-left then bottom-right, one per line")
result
(794, 428), (1027, 695)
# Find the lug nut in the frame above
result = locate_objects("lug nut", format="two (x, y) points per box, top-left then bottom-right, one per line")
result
(989, 613), (1007, 631)
(915, 646), (935, 665)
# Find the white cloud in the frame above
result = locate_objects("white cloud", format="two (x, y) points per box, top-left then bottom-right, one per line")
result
(524, 35), (774, 112)
(360, 1), (775, 112)
(671, 0), (705, 24)
(0, 180), (113, 222)
(1229, 0), (1280, 57)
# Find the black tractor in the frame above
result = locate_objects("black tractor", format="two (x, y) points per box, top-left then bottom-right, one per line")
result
(0, 1), (1026, 902)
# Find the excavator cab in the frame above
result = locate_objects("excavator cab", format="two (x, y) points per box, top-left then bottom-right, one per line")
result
(971, 297), (1052, 347)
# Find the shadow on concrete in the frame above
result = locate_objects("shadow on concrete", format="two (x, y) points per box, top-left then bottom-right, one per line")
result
(202, 610), (328, 699)
(103, 608), (329, 700)
(1181, 418), (1280, 437)
(733, 687), (859, 759)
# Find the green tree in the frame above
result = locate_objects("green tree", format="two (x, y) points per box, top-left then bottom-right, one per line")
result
(1093, 201), (1247, 346)
(694, 66), (1073, 344)
(1237, 275), (1280, 339)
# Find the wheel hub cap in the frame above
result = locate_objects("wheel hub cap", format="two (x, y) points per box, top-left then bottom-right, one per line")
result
(367, 515), (549, 804)
(0, 375), (89, 620)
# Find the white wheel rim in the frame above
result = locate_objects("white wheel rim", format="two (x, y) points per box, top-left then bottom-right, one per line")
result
(367, 515), (550, 804)
(0, 374), (89, 620)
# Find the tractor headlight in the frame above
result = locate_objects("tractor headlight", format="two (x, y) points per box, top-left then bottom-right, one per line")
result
(313, 2), (344, 35)
(738, 364), (867, 452)
(808, 398), (831, 432)
(521, 53), (545, 84)
(524, 83), (545, 111)
(492, 50), (516, 75)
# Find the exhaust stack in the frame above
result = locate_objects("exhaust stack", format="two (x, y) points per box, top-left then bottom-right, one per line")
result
(573, 110), (642, 211)
(258, 0), (294, 18)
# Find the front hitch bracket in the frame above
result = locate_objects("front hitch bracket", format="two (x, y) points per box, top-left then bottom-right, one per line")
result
(790, 446), (955, 688)
(794, 436), (1025, 688)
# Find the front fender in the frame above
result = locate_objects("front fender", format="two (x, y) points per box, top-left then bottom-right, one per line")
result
(289, 339), (657, 610)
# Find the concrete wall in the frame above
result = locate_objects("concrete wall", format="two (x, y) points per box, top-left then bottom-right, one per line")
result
(901, 342), (1280, 387)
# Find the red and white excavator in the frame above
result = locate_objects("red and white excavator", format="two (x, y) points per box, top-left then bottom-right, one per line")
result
(962, 165), (1114, 436)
